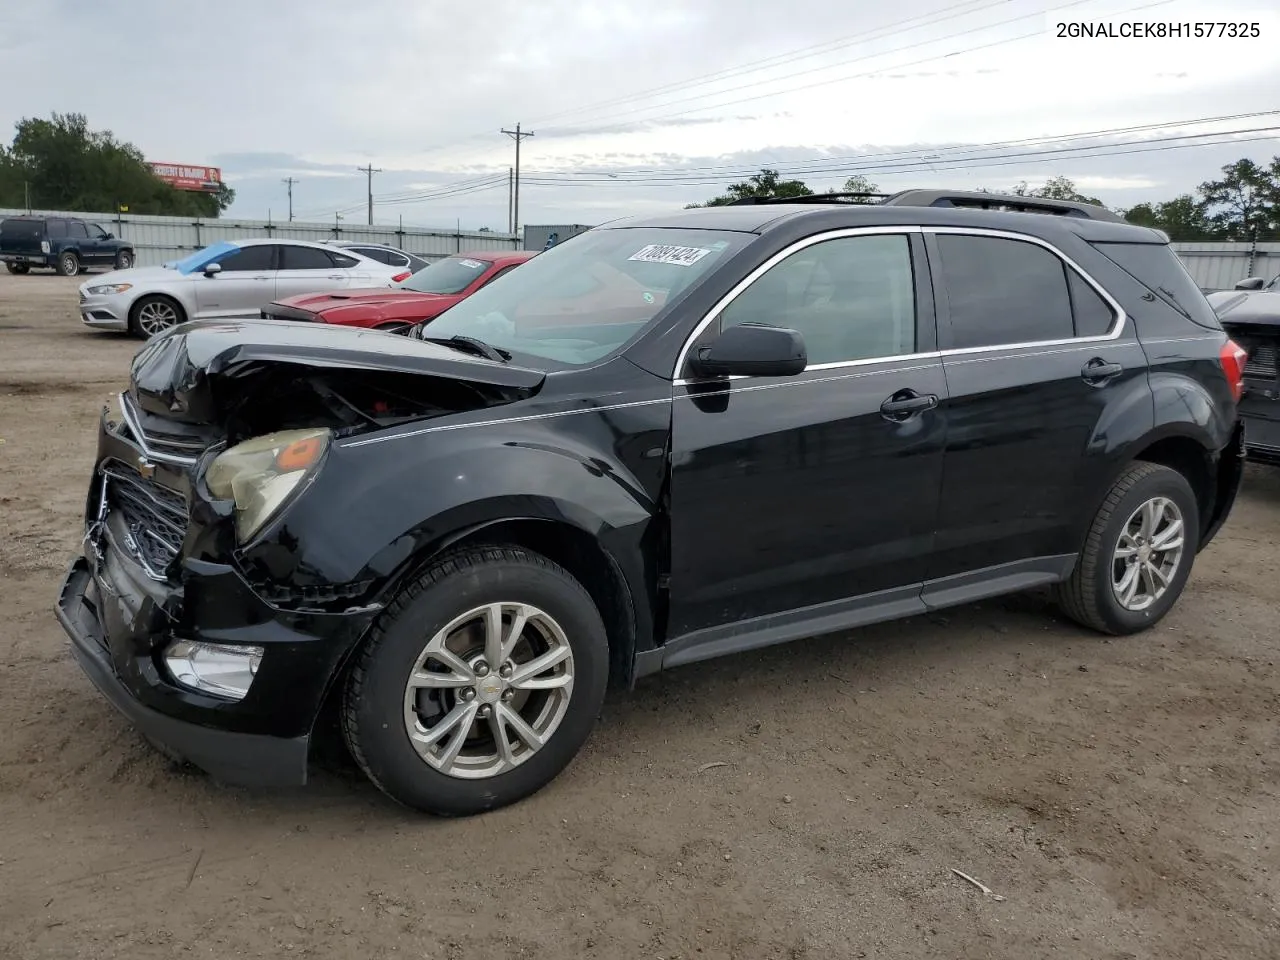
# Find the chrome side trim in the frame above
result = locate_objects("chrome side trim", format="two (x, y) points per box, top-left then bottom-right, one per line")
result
(670, 225), (1130, 380)
(340, 396), (674, 449)
(118, 393), (199, 466)
(676, 361), (942, 398)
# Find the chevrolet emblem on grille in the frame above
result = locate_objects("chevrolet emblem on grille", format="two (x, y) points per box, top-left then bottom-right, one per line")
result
(137, 458), (156, 480)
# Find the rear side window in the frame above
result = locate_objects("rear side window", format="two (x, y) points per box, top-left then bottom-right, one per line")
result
(47, 220), (67, 238)
(329, 252), (360, 268)
(1, 219), (44, 239)
(935, 235), (1073, 348)
(1091, 242), (1221, 330)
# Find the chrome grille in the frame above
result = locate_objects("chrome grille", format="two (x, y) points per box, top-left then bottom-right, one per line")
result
(119, 393), (205, 465)
(1245, 344), (1277, 380)
(102, 462), (189, 579)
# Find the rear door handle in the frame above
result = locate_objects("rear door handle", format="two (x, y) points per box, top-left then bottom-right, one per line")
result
(880, 389), (938, 421)
(1081, 357), (1123, 385)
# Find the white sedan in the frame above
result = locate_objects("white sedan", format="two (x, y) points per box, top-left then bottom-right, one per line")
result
(77, 238), (410, 337)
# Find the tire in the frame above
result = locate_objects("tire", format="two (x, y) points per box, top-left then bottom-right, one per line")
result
(1054, 462), (1200, 635)
(114, 250), (134, 271)
(129, 295), (186, 338)
(5, 262), (29, 275)
(58, 251), (80, 277)
(342, 546), (609, 816)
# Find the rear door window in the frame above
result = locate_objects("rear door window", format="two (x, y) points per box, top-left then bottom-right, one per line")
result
(68, 221), (89, 239)
(218, 245), (277, 271)
(934, 234), (1074, 348)
(280, 245), (338, 270)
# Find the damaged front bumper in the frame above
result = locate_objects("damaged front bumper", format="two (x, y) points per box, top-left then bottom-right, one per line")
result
(53, 408), (379, 787)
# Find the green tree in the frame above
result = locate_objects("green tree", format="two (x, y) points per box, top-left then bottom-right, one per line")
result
(687, 168), (813, 208)
(1121, 194), (1218, 241)
(0, 112), (233, 217)
(1197, 158), (1278, 241)
(839, 174), (880, 200)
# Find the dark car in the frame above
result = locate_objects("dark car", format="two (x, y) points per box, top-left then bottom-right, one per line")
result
(261, 250), (537, 333)
(1207, 274), (1280, 464)
(55, 189), (1246, 817)
(1, 215), (135, 276)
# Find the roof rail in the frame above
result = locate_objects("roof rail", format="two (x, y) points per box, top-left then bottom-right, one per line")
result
(880, 189), (1125, 223)
(726, 192), (892, 206)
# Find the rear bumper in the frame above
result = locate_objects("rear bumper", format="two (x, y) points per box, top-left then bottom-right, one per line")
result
(1, 253), (50, 266)
(56, 558), (311, 786)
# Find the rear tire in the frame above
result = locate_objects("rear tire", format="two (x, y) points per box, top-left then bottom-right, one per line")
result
(1054, 462), (1199, 635)
(5, 262), (29, 275)
(59, 251), (80, 277)
(114, 250), (134, 270)
(342, 546), (609, 816)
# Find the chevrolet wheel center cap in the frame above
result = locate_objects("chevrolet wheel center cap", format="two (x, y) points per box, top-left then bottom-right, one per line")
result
(477, 676), (504, 703)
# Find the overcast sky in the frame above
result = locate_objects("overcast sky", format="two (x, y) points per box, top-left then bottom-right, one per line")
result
(3, 0), (1278, 233)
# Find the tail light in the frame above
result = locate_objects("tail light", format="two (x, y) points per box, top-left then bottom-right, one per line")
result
(1219, 338), (1248, 402)
(391, 271), (411, 283)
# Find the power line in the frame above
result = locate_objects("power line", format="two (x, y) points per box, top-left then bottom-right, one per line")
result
(501, 124), (535, 235)
(541, 109), (1280, 180)
(541, 0), (1164, 138)
(281, 177), (298, 221)
(518, 128), (1280, 188)
(358, 163), (382, 225)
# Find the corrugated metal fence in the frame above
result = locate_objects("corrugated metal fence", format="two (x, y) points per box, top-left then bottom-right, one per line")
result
(0, 207), (519, 268)
(1171, 242), (1280, 291)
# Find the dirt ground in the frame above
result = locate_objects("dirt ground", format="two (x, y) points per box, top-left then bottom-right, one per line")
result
(1, 270), (1278, 960)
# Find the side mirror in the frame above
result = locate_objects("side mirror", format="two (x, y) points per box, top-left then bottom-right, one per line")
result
(203, 262), (222, 277)
(1235, 277), (1265, 291)
(690, 323), (807, 378)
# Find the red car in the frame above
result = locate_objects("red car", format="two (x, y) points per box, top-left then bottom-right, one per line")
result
(261, 250), (537, 333)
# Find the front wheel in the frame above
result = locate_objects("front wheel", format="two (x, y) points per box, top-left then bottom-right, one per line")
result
(342, 546), (609, 816)
(1054, 462), (1200, 635)
(59, 251), (80, 277)
(129, 295), (186, 338)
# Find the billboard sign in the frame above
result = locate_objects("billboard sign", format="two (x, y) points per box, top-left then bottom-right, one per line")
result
(149, 162), (223, 193)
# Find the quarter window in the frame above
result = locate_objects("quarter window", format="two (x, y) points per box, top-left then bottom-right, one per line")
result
(720, 234), (917, 365)
(46, 220), (67, 239)
(328, 252), (360, 268)
(935, 235), (1074, 348)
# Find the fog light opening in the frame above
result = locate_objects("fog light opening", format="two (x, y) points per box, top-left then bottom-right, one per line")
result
(163, 640), (264, 701)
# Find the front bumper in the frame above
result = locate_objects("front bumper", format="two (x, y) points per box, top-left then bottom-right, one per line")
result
(53, 409), (380, 787)
(78, 292), (130, 330)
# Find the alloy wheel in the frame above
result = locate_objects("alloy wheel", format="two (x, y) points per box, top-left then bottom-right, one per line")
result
(1111, 496), (1186, 611)
(136, 300), (180, 337)
(402, 602), (575, 779)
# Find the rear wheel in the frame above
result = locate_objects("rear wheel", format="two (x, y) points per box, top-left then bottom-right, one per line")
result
(114, 250), (134, 270)
(1054, 462), (1199, 635)
(59, 251), (80, 277)
(129, 295), (185, 338)
(5, 262), (29, 275)
(342, 546), (609, 816)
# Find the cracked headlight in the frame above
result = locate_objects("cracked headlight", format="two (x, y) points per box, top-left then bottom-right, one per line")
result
(205, 428), (330, 541)
(87, 283), (133, 295)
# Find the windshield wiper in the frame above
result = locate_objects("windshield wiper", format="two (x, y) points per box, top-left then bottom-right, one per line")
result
(421, 334), (511, 363)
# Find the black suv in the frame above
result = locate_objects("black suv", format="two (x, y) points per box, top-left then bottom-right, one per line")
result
(1, 215), (135, 276)
(55, 190), (1246, 816)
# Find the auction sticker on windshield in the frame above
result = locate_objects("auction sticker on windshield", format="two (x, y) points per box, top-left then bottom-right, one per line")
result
(628, 244), (712, 267)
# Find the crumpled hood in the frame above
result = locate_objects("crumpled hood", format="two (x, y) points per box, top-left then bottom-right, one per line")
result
(128, 318), (545, 424)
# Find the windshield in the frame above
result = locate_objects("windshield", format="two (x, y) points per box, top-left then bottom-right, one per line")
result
(417, 227), (749, 367)
(168, 241), (239, 274)
(398, 255), (492, 294)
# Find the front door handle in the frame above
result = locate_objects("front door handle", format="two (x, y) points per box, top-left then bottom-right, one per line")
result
(880, 389), (938, 421)
(1081, 357), (1123, 385)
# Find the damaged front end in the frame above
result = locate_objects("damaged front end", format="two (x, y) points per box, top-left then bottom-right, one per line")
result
(55, 319), (546, 786)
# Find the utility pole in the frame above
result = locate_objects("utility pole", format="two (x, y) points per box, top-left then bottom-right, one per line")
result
(24, 180), (31, 213)
(507, 167), (514, 235)
(501, 124), (534, 239)
(281, 177), (298, 221)
(358, 164), (381, 225)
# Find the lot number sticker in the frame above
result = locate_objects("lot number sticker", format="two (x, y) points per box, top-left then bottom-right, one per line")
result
(628, 244), (712, 267)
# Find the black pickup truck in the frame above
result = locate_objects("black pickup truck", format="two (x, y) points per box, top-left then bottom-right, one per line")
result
(0, 215), (135, 276)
